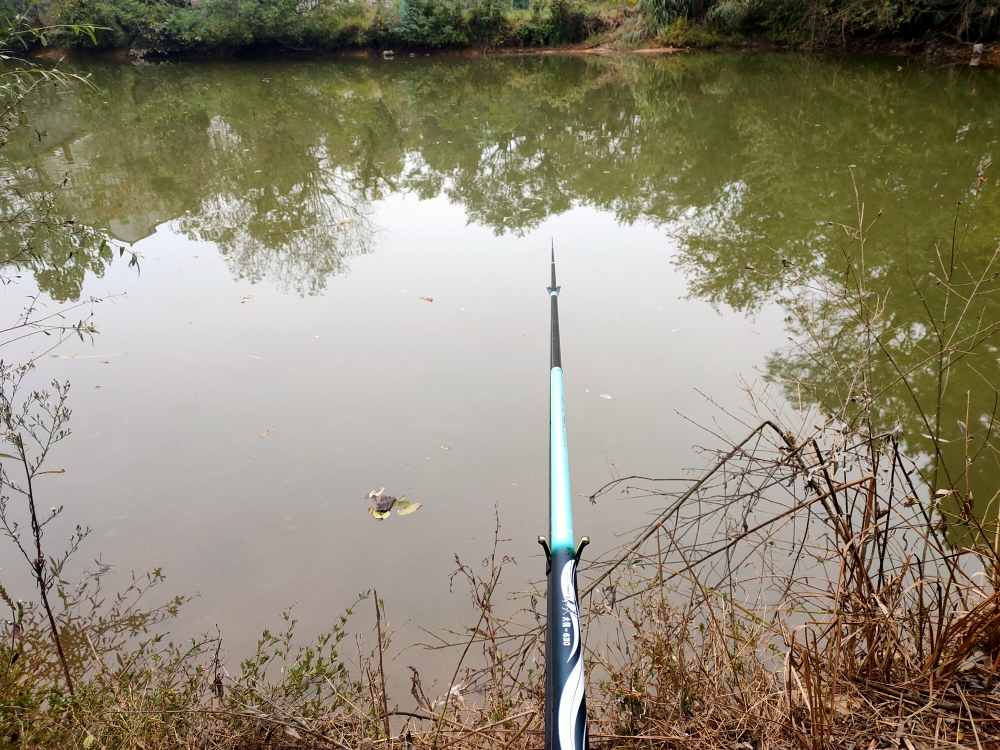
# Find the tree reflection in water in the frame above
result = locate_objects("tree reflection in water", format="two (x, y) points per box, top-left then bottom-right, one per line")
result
(1, 51), (997, 528)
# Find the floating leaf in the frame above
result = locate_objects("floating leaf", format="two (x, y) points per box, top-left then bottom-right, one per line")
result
(37, 469), (65, 475)
(259, 429), (275, 437)
(368, 507), (391, 520)
(440, 445), (450, 450)
(398, 502), (422, 516)
(240, 295), (253, 303)
(367, 487), (385, 499)
(83, 735), (95, 748)
(419, 297), (433, 302)
(934, 489), (954, 498)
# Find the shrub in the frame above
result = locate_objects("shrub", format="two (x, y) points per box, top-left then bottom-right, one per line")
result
(48, 0), (372, 50)
(546, 0), (601, 42)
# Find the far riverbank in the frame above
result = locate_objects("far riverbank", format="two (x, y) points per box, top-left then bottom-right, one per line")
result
(18, 0), (1000, 62)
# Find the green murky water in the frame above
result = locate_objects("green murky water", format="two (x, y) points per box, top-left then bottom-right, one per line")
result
(1, 52), (998, 668)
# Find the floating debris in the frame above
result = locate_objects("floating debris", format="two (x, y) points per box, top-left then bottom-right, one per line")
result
(369, 493), (401, 519)
(367, 491), (422, 519)
(440, 445), (450, 450)
(259, 428), (275, 437)
(240, 295), (253, 303)
(419, 297), (433, 302)
(599, 394), (613, 400)
(921, 434), (951, 444)
(378, 495), (401, 513)
(374, 491), (397, 511)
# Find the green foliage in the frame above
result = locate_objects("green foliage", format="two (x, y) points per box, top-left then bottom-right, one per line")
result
(0, 604), (365, 747)
(235, 605), (355, 718)
(374, 0), (475, 48)
(700, 0), (1000, 42)
(545, 0), (599, 42)
(656, 14), (731, 43)
(41, 0), (605, 51)
(48, 0), (371, 50)
(45, 0), (159, 49)
(621, 0), (1000, 47)
(638, 0), (689, 29)
(9, 0), (1000, 51)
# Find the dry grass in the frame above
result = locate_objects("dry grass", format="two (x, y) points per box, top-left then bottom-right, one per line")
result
(7, 413), (1000, 750)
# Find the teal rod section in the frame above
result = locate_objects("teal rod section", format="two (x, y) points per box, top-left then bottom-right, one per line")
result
(549, 366), (574, 550)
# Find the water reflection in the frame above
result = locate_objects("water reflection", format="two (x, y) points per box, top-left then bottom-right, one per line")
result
(2, 51), (998, 528)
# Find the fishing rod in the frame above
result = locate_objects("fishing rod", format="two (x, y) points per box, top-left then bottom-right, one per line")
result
(539, 246), (589, 750)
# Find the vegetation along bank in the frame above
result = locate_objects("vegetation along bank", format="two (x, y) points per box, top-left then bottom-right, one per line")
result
(1, 0), (998, 56)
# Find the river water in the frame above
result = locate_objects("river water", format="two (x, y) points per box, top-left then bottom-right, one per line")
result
(1, 51), (998, 683)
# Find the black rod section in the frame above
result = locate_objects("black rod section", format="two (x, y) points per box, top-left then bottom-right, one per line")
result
(548, 243), (561, 369)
